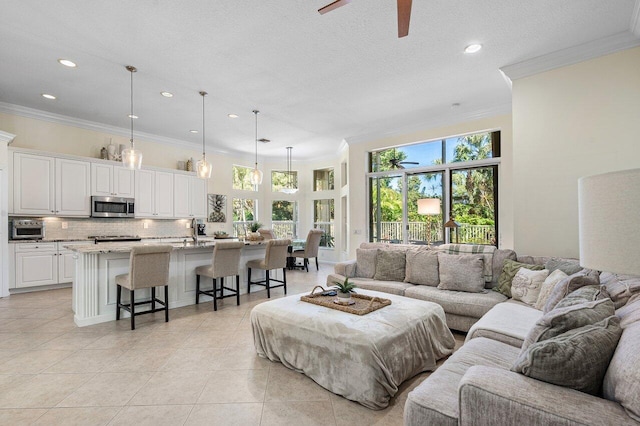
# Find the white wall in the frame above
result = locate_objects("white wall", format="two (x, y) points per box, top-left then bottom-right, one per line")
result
(347, 114), (513, 258)
(512, 47), (640, 258)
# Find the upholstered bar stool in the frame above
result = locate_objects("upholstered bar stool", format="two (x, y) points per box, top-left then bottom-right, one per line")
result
(195, 241), (244, 311)
(247, 239), (291, 298)
(116, 245), (173, 330)
(292, 229), (324, 272)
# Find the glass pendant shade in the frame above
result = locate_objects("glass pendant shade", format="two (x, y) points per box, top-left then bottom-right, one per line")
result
(280, 146), (298, 194)
(196, 155), (212, 179)
(249, 167), (263, 185)
(123, 65), (142, 170)
(280, 187), (298, 194)
(122, 147), (143, 170)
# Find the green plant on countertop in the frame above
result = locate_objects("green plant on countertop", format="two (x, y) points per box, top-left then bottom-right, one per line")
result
(250, 222), (263, 233)
(214, 231), (228, 236)
(333, 277), (357, 295)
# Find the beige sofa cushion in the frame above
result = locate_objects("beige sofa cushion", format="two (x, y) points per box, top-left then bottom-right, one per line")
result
(404, 250), (439, 286)
(404, 285), (507, 318)
(603, 320), (640, 421)
(373, 250), (406, 281)
(437, 253), (485, 293)
(543, 269), (600, 313)
(355, 248), (378, 278)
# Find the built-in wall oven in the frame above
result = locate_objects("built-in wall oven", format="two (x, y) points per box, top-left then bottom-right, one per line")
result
(10, 219), (45, 240)
(91, 196), (135, 218)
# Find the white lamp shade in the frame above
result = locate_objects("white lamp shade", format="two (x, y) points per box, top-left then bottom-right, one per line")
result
(121, 147), (142, 170)
(249, 168), (263, 185)
(417, 198), (441, 215)
(196, 157), (212, 179)
(578, 168), (640, 275)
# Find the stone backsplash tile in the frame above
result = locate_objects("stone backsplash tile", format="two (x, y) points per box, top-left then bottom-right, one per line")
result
(36, 217), (197, 240)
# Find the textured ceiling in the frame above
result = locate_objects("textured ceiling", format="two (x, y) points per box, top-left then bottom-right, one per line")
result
(0, 0), (637, 159)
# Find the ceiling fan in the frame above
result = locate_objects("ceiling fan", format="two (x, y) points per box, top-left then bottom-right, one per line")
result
(318, 0), (413, 38)
(389, 157), (419, 169)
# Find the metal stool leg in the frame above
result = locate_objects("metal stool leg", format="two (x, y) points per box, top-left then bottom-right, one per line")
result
(236, 275), (240, 306)
(247, 268), (252, 294)
(283, 268), (287, 295)
(196, 274), (200, 304)
(151, 287), (156, 311)
(130, 289), (135, 330)
(266, 271), (271, 299)
(164, 285), (169, 322)
(116, 285), (122, 320)
(213, 278), (218, 311)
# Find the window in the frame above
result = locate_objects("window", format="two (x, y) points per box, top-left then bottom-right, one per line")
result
(272, 200), (298, 238)
(314, 199), (335, 248)
(313, 168), (334, 191)
(233, 165), (257, 191)
(271, 170), (298, 192)
(232, 198), (256, 236)
(368, 131), (500, 246)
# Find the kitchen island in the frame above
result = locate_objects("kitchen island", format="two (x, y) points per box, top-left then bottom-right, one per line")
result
(68, 240), (271, 327)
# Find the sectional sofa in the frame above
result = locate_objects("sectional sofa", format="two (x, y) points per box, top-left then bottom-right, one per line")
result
(328, 243), (640, 424)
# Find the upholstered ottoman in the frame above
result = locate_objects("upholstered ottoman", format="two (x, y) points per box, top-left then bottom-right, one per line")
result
(250, 289), (455, 409)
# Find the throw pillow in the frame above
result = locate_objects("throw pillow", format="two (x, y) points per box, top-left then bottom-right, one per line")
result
(544, 258), (583, 276)
(355, 248), (378, 278)
(373, 250), (406, 281)
(543, 269), (600, 313)
(603, 321), (640, 421)
(511, 268), (550, 307)
(535, 269), (568, 310)
(555, 285), (610, 309)
(522, 298), (615, 351)
(600, 272), (640, 309)
(512, 315), (622, 395)
(404, 250), (439, 286)
(436, 253), (485, 293)
(495, 259), (545, 298)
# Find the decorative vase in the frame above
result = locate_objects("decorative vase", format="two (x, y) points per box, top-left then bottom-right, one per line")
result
(186, 158), (193, 171)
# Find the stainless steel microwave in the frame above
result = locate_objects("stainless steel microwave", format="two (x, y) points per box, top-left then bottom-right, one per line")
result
(91, 196), (135, 218)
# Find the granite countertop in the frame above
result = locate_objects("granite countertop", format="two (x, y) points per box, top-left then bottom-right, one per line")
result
(66, 240), (267, 253)
(9, 239), (91, 243)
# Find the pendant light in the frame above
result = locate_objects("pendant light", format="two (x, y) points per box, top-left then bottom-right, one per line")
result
(248, 110), (263, 185)
(195, 91), (212, 179)
(122, 65), (143, 169)
(280, 146), (298, 194)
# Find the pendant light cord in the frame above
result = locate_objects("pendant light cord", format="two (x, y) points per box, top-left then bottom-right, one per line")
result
(201, 91), (207, 157)
(126, 65), (137, 149)
(253, 110), (259, 168)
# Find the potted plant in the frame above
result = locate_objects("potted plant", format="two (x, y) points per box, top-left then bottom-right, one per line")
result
(247, 222), (263, 240)
(333, 277), (356, 304)
(214, 231), (228, 239)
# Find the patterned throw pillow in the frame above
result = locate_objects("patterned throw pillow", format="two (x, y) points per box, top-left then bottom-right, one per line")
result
(495, 259), (545, 298)
(543, 269), (600, 313)
(404, 250), (439, 286)
(555, 285), (610, 309)
(600, 272), (640, 309)
(437, 253), (485, 293)
(512, 316), (622, 395)
(544, 258), (583, 276)
(355, 248), (378, 278)
(373, 250), (406, 282)
(511, 268), (550, 307)
(535, 269), (568, 310)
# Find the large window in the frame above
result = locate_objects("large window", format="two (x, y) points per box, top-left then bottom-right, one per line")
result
(271, 170), (298, 192)
(313, 168), (334, 191)
(368, 131), (499, 245)
(232, 198), (256, 236)
(314, 199), (335, 248)
(272, 200), (298, 238)
(233, 165), (257, 191)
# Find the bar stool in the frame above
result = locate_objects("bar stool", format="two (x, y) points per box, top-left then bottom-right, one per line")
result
(247, 239), (291, 298)
(195, 241), (244, 311)
(115, 245), (173, 330)
(258, 228), (276, 240)
(291, 229), (324, 272)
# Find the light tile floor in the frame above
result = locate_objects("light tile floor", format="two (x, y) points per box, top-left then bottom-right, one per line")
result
(0, 264), (465, 425)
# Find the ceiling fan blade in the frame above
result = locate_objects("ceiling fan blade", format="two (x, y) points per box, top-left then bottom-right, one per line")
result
(399, 161), (419, 165)
(397, 0), (412, 38)
(318, 0), (351, 15)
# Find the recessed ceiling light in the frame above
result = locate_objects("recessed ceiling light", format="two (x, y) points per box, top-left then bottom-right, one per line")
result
(41, 93), (56, 100)
(464, 44), (482, 54)
(57, 59), (77, 68)
(228, 114), (239, 119)
(160, 91), (173, 98)
(128, 114), (138, 119)
(189, 130), (198, 134)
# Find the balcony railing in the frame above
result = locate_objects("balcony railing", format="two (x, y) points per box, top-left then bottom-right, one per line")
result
(375, 222), (495, 245)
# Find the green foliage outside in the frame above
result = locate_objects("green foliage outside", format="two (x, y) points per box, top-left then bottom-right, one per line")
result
(272, 170), (298, 192)
(233, 166), (256, 191)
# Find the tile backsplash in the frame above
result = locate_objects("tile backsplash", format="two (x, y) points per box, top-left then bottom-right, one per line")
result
(34, 217), (199, 240)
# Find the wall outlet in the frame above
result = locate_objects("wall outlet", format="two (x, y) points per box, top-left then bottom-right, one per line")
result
(143, 222), (149, 229)
(186, 222), (191, 229)
(61, 222), (68, 229)
(354, 229), (362, 235)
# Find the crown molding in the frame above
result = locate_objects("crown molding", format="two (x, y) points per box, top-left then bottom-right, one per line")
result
(632, 0), (640, 37)
(500, 30), (640, 81)
(345, 102), (512, 146)
(0, 130), (16, 145)
(0, 101), (204, 152)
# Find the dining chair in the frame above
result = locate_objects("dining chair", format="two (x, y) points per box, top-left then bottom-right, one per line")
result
(195, 241), (244, 311)
(291, 229), (324, 272)
(247, 239), (291, 298)
(115, 245), (173, 330)
(258, 228), (276, 240)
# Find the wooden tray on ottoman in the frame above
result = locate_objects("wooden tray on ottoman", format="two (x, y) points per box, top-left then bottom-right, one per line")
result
(300, 286), (391, 315)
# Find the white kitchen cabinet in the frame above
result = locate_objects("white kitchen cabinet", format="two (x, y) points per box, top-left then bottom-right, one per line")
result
(14, 243), (58, 288)
(12, 153), (90, 216)
(91, 163), (135, 198)
(174, 174), (206, 218)
(135, 170), (174, 218)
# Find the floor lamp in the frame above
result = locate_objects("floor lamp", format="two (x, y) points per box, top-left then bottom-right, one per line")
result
(417, 198), (441, 246)
(578, 168), (640, 276)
